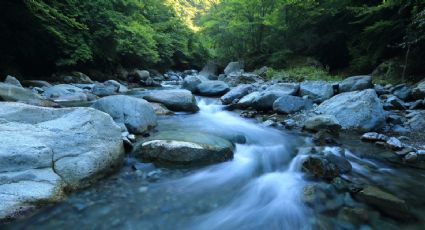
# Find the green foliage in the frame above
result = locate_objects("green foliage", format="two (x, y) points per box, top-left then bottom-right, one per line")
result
(0, 0), (209, 76)
(265, 66), (342, 82)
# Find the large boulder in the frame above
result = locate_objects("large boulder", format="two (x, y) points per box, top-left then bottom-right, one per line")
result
(143, 89), (199, 112)
(411, 79), (425, 99)
(405, 110), (425, 131)
(60, 72), (93, 84)
(4, 75), (23, 88)
(221, 84), (253, 105)
(316, 89), (386, 131)
(134, 131), (234, 167)
(182, 75), (203, 93)
(199, 61), (218, 79)
(92, 95), (157, 134)
(0, 102), (124, 219)
(224, 61), (243, 75)
(197, 80), (230, 96)
(250, 84), (300, 111)
(300, 81), (334, 103)
(43, 84), (88, 102)
(221, 72), (261, 86)
(0, 83), (43, 102)
(392, 84), (412, 100)
(128, 70), (150, 82)
(236, 91), (261, 108)
(273, 95), (313, 114)
(338, 75), (373, 93)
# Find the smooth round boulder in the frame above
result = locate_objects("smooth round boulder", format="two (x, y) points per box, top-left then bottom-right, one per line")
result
(43, 84), (88, 102)
(182, 75), (202, 93)
(135, 131), (234, 167)
(273, 95), (313, 114)
(92, 95), (157, 134)
(143, 89), (199, 112)
(197, 81), (230, 96)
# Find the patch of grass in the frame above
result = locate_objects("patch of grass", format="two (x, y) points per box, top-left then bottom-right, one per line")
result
(265, 66), (343, 82)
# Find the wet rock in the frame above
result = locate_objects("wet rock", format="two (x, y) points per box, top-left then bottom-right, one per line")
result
(337, 207), (371, 226)
(385, 137), (403, 150)
(197, 80), (230, 96)
(221, 84), (253, 105)
(395, 147), (414, 157)
(135, 131), (234, 167)
(300, 81), (334, 103)
(324, 152), (352, 173)
(361, 132), (389, 142)
(316, 89), (386, 131)
(182, 75), (203, 93)
(339, 75), (373, 93)
(405, 110), (425, 131)
(92, 82), (120, 97)
(404, 152), (418, 163)
(301, 155), (340, 180)
(0, 102), (124, 219)
(240, 110), (258, 118)
(104, 80), (128, 93)
(303, 115), (341, 133)
(92, 95), (157, 134)
(143, 89), (199, 112)
(224, 61), (243, 75)
(312, 130), (339, 146)
(411, 79), (425, 99)
(4, 75), (23, 88)
(387, 114), (403, 125)
(273, 95), (313, 114)
(266, 83), (300, 96)
(374, 84), (390, 95)
(237, 92), (260, 109)
(354, 185), (410, 220)
(409, 100), (425, 110)
(149, 102), (173, 115)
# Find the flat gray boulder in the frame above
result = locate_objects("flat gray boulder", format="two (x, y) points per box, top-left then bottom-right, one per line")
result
(339, 75), (373, 93)
(143, 89), (199, 112)
(43, 84), (88, 102)
(197, 80), (230, 96)
(316, 89), (386, 131)
(273, 95), (313, 114)
(92, 95), (157, 134)
(0, 103), (124, 219)
(135, 131), (234, 167)
(300, 81), (334, 103)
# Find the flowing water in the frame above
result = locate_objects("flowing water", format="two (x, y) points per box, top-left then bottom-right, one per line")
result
(4, 97), (425, 230)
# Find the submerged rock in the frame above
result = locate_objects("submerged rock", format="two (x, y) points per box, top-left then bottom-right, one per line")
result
(354, 185), (410, 220)
(135, 131), (234, 167)
(316, 89), (386, 131)
(143, 89), (199, 112)
(92, 95), (157, 134)
(0, 102), (124, 219)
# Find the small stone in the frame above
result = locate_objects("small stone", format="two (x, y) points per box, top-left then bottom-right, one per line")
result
(395, 147), (415, 157)
(361, 132), (389, 142)
(385, 137), (403, 150)
(404, 152), (418, 163)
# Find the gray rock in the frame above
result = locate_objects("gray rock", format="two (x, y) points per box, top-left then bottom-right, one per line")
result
(0, 102), (124, 219)
(135, 131), (234, 167)
(92, 82), (119, 97)
(43, 84), (88, 102)
(411, 79), (425, 99)
(92, 95), (157, 134)
(104, 80), (128, 93)
(355, 185), (410, 220)
(197, 80), (230, 96)
(384, 96), (406, 110)
(221, 84), (253, 105)
(236, 91), (261, 108)
(303, 115), (341, 133)
(182, 75), (202, 93)
(266, 83), (300, 96)
(300, 81), (334, 103)
(361, 132), (389, 142)
(405, 111), (425, 131)
(4, 75), (23, 88)
(149, 102), (173, 115)
(222, 72), (261, 86)
(143, 89), (199, 112)
(339, 75), (373, 93)
(60, 72), (93, 84)
(392, 84), (412, 100)
(130, 70), (150, 82)
(22, 80), (52, 88)
(316, 89), (386, 131)
(301, 156), (340, 180)
(0, 83), (44, 102)
(224, 61), (243, 75)
(199, 61), (218, 79)
(273, 95), (313, 114)
(386, 137), (403, 150)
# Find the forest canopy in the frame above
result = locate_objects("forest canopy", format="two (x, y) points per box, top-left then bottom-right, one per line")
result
(0, 0), (424, 81)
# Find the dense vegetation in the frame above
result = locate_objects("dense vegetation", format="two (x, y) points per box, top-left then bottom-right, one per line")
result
(0, 0), (208, 78)
(0, 0), (424, 82)
(200, 0), (425, 81)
